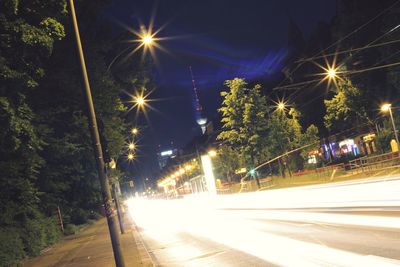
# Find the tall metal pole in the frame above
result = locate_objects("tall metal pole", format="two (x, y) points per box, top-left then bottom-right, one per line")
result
(389, 107), (399, 146)
(68, 1), (125, 266)
(112, 183), (125, 234)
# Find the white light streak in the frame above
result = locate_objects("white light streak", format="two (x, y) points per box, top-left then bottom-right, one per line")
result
(126, 176), (400, 266)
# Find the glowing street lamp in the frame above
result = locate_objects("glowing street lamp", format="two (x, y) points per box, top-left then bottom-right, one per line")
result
(142, 34), (153, 46)
(277, 102), (285, 111)
(184, 165), (192, 171)
(128, 143), (135, 150)
(136, 96), (145, 106)
(381, 103), (392, 112)
(381, 103), (399, 146)
(131, 128), (138, 135)
(208, 149), (217, 157)
(327, 68), (337, 79)
(127, 153), (135, 161)
(109, 158), (117, 169)
(106, 30), (157, 72)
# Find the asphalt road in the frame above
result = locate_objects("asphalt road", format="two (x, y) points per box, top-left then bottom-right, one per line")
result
(128, 176), (400, 266)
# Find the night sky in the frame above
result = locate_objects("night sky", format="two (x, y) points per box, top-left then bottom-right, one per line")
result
(105, 0), (336, 179)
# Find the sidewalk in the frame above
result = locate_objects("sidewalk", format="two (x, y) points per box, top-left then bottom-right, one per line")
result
(23, 215), (154, 267)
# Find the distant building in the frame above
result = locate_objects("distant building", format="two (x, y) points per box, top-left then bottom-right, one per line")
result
(157, 148), (178, 169)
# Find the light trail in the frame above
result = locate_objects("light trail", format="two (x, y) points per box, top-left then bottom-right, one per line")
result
(216, 176), (400, 210)
(126, 176), (400, 266)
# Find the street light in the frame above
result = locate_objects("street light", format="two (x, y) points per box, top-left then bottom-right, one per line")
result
(185, 165), (192, 171)
(127, 153), (135, 160)
(208, 149), (217, 157)
(277, 102), (285, 111)
(327, 68), (337, 79)
(142, 34), (153, 46)
(381, 103), (391, 112)
(136, 96), (145, 106)
(128, 143), (135, 150)
(107, 26), (158, 71)
(108, 159), (125, 235)
(381, 103), (399, 146)
(68, 1), (125, 266)
(131, 128), (138, 135)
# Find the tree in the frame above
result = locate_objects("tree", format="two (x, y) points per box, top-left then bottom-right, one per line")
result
(375, 117), (400, 153)
(0, 0), (67, 263)
(32, 5), (135, 223)
(267, 108), (319, 175)
(213, 145), (245, 182)
(324, 78), (371, 132)
(218, 78), (270, 187)
(218, 78), (270, 162)
(0, 1), (152, 264)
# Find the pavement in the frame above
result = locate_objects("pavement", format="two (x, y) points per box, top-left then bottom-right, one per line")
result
(23, 214), (154, 267)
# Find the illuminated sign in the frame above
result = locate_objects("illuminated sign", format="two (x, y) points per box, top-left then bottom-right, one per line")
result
(201, 155), (217, 195)
(235, 167), (247, 174)
(160, 150), (173, 156)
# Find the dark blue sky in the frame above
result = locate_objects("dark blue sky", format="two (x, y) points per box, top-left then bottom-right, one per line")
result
(106, 0), (336, 178)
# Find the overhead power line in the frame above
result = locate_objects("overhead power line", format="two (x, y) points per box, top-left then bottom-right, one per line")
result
(273, 0), (400, 91)
(295, 38), (400, 63)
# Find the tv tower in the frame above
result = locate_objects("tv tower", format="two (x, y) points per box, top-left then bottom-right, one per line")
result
(189, 66), (207, 134)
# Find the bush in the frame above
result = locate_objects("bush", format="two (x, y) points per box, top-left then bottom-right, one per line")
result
(19, 214), (63, 257)
(88, 210), (103, 220)
(64, 224), (79, 235)
(375, 128), (393, 153)
(21, 218), (47, 256)
(0, 228), (24, 267)
(0, 214), (63, 265)
(70, 209), (88, 225)
(43, 217), (62, 245)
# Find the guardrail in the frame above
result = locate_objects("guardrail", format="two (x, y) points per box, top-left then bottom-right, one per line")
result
(348, 151), (400, 174)
(215, 152), (400, 195)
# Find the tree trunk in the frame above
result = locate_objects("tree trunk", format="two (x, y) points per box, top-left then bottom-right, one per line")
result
(286, 155), (292, 177)
(278, 158), (285, 178)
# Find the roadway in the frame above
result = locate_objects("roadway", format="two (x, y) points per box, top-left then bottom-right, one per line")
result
(127, 175), (400, 266)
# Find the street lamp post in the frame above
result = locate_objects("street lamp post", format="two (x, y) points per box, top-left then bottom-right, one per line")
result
(109, 159), (125, 235)
(68, 1), (125, 266)
(381, 103), (399, 146)
(112, 183), (125, 234)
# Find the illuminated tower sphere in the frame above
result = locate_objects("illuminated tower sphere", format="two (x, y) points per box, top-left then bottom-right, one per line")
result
(189, 66), (207, 134)
(197, 117), (207, 134)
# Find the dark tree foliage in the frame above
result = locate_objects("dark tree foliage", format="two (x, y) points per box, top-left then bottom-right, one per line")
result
(0, 1), (67, 264)
(0, 0), (151, 264)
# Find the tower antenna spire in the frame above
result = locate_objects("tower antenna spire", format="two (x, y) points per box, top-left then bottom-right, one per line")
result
(189, 66), (202, 113)
(189, 66), (207, 134)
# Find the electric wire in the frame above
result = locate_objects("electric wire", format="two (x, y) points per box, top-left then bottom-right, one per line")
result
(295, 38), (400, 63)
(273, 0), (400, 92)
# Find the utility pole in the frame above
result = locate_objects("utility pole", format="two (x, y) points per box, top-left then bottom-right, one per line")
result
(68, 1), (125, 266)
(112, 183), (125, 234)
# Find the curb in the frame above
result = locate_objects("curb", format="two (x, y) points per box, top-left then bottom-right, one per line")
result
(123, 214), (156, 266)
